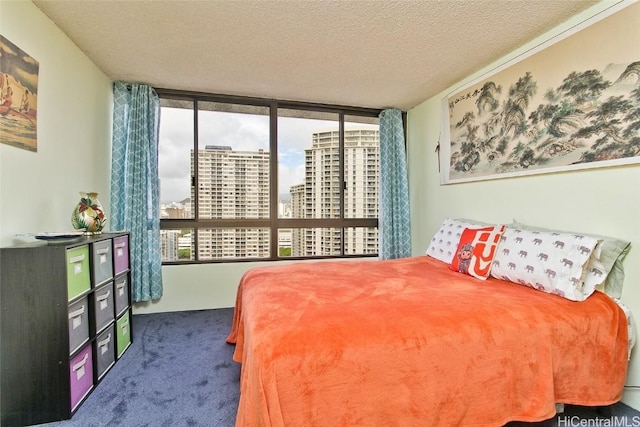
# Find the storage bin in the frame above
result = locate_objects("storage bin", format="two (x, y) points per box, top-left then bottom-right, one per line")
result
(66, 245), (90, 300)
(95, 325), (115, 380)
(92, 239), (113, 286)
(69, 344), (94, 411)
(113, 236), (129, 276)
(68, 296), (89, 354)
(93, 282), (114, 333)
(114, 276), (129, 316)
(116, 311), (131, 358)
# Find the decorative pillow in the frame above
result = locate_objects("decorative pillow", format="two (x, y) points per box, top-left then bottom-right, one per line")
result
(426, 218), (492, 263)
(511, 220), (631, 298)
(491, 228), (600, 301)
(450, 225), (505, 280)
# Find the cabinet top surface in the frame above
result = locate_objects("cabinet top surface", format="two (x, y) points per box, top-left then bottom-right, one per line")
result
(1, 232), (129, 250)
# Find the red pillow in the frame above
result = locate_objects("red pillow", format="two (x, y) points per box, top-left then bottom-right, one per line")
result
(450, 225), (505, 280)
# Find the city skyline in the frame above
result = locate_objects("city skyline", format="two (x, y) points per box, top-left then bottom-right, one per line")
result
(159, 128), (380, 261)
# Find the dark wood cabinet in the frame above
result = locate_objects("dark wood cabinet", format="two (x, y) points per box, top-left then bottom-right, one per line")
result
(1, 232), (132, 427)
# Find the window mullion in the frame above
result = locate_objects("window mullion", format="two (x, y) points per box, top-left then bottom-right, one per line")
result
(339, 112), (345, 255)
(193, 98), (200, 261)
(270, 101), (279, 259)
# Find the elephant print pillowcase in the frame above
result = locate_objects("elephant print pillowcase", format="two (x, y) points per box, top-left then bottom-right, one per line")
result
(490, 228), (600, 301)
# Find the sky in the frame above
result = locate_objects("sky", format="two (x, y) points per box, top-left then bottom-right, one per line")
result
(158, 107), (378, 203)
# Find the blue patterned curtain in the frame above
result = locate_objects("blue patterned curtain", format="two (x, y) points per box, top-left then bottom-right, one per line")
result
(379, 108), (411, 260)
(111, 82), (163, 301)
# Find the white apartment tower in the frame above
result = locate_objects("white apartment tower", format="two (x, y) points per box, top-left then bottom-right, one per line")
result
(160, 230), (181, 261)
(194, 145), (270, 259)
(291, 129), (379, 256)
(289, 183), (306, 255)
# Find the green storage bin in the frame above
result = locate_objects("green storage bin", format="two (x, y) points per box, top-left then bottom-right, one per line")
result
(116, 311), (131, 358)
(66, 245), (90, 301)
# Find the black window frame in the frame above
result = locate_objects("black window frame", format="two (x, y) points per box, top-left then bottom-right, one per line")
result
(157, 88), (384, 264)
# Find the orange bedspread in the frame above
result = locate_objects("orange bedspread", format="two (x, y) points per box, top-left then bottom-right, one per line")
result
(226, 256), (628, 426)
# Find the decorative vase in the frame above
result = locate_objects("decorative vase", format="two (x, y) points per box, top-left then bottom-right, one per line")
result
(71, 191), (106, 234)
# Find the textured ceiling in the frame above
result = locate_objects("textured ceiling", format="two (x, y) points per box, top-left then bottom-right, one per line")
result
(33, 0), (604, 111)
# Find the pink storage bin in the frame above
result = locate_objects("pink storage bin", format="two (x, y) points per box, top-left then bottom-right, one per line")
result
(69, 345), (94, 411)
(113, 236), (129, 275)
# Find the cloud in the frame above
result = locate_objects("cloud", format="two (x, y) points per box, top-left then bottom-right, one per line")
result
(198, 111), (269, 151)
(159, 177), (191, 204)
(278, 150), (304, 167)
(158, 107), (193, 184)
(278, 161), (305, 195)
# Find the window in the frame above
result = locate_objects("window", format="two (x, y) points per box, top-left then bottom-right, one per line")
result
(158, 90), (380, 263)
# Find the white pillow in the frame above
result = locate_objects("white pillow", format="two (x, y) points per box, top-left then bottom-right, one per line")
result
(510, 220), (630, 298)
(426, 218), (491, 263)
(491, 228), (600, 301)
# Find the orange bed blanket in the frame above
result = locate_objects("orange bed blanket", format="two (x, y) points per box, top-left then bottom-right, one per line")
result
(226, 256), (628, 426)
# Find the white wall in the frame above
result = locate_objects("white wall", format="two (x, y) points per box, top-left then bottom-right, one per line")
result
(135, 262), (262, 314)
(0, 1), (112, 247)
(407, 1), (640, 410)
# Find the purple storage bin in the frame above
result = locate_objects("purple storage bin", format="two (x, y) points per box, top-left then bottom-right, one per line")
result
(69, 345), (94, 411)
(113, 236), (129, 276)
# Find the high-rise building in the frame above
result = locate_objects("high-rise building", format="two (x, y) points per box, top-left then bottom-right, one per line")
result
(160, 230), (181, 261)
(159, 201), (192, 260)
(290, 129), (379, 256)
(289, 183), (306, 255)
(194, 145), (270, 259)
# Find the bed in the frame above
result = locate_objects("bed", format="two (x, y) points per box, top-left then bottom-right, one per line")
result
(226, 221), (632, 426)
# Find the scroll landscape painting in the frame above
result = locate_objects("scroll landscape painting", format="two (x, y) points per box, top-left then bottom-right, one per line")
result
(440, 2), (640, 184)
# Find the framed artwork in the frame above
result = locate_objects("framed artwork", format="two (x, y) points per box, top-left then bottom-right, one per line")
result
(439, 1), (640, 184)
(0, 35), (38, 152)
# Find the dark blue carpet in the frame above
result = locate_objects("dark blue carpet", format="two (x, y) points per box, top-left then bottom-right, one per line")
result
(36, 309), (240, 427)
(34, 309), (638, 426)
